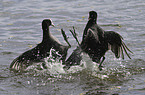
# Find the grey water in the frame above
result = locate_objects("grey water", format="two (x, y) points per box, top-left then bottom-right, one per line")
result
(0, 0), (145, 95)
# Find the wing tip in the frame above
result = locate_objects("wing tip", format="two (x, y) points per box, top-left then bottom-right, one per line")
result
(10, 57), (26, 71)
(10, 60), (21, 71)
(121, 41), (132, 59)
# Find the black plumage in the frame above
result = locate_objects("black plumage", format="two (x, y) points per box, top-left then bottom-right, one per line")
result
(10, 19), (69, 70)
(80, 11), (133, 70)
(63, 46), (82, 70)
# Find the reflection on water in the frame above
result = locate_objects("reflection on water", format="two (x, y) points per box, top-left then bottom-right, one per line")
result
(0, 0), (145, 95)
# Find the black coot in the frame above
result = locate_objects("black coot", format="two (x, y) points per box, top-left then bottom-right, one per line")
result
(81, 11), (133, 70)
(10, 19), (69, 70)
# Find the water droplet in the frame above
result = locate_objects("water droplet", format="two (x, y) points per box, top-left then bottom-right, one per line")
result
(27, 81), (30, 84)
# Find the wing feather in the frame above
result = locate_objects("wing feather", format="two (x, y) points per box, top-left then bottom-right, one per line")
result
(121, 42), (132, 59)
(121, 46), (124, 59)
(105, 31), (132, 59)
(87, 28), (100, 43)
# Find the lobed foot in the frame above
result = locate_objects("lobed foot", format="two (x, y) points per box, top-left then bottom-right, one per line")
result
(98, 65), (103, 71)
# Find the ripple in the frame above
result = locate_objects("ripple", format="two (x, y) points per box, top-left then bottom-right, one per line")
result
(0, 0), (145, 95)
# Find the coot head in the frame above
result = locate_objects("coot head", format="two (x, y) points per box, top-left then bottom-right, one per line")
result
(42, 19), (54, 30)
(89, 11), (97, 21)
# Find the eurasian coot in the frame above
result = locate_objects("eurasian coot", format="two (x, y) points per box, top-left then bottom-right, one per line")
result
(81, 11), (133, 70)
(10, 19), (70, 70)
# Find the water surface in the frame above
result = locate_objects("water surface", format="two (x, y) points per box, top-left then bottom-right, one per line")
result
(0, 0), (145, 95)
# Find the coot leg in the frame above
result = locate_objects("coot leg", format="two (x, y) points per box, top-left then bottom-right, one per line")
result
(61, 29), (71, 47)
(70, 27), (80, 46)
(98, 56), (105, 71)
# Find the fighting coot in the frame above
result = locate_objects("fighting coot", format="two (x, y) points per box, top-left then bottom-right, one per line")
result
(10, 19), (70, 70)
(81, 11), (133, 70)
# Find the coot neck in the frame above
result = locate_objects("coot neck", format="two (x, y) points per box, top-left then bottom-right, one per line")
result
(42, 27), (50, 43)
(83, 19), (97, 39)
(87, 19), (96, 27)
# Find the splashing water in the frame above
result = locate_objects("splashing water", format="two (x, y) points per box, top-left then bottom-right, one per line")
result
(25, 48), (86, 74)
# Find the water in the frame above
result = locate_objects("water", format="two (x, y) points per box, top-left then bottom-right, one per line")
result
(0, 0), (145, 94)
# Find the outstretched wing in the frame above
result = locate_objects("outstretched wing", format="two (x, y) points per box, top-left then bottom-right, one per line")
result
(104, 31), (133, 59)
(87, 28), (100, 42)
(81, 28), (100, 48)
(10, 45), (45, 70)
(10, 55), (29, 70)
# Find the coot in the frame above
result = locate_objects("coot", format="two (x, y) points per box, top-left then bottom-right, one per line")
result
(10, 19), (70, 70)
(81, 11), (133, 70)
